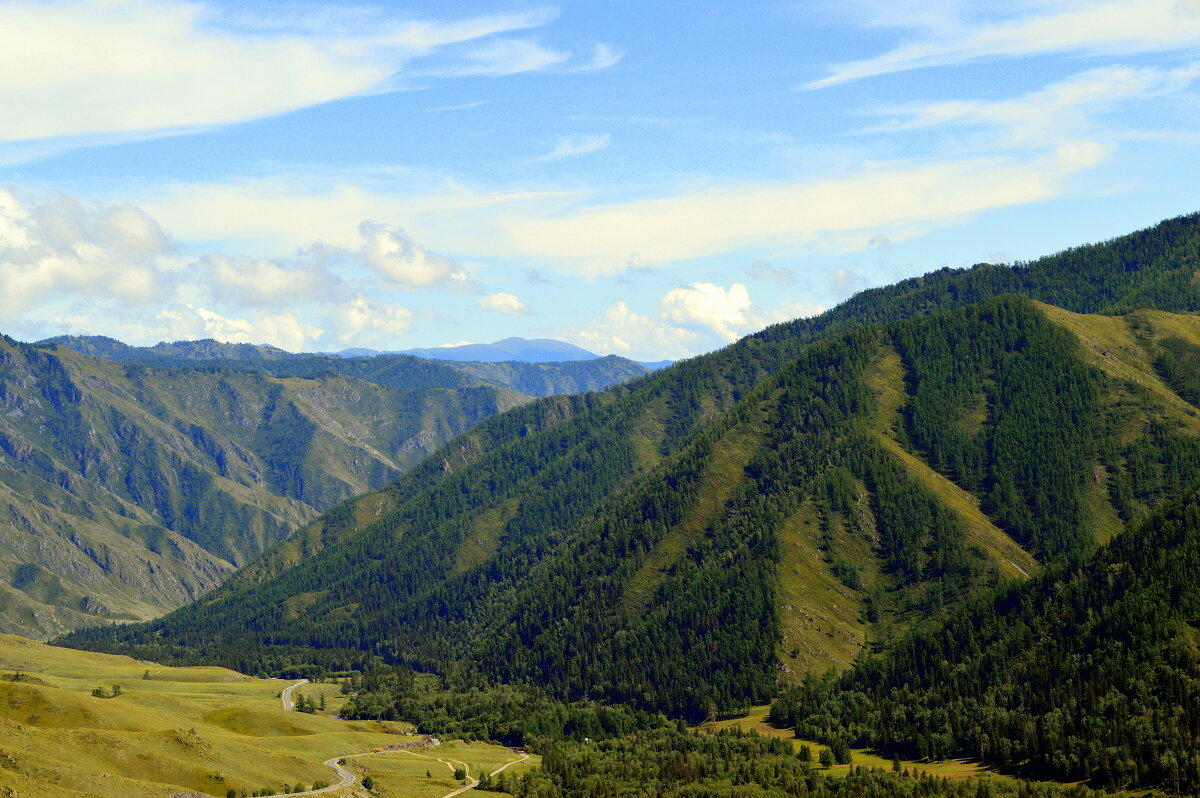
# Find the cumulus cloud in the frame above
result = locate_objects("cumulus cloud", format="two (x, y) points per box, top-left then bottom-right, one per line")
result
(661, 282), (753, 342)
(0, 188), (174, 320)
(203, 253), (349, 306)
(356, 221), (478, 292)
(156, 305), (323, 352)
(810, 0), (1200, 88)
(765, 299), (826, 324)
(0, 1), (559, 145)
(476, 292), (530, 315)
(0, 187), (437, 350)
(334, 297), (414, 345)
(831, 267), (869, 299)
(566, 301), (699, 359)
(745, 260), (795, 286)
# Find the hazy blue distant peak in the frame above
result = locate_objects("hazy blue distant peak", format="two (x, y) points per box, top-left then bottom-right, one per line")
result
(397, 337), (601, 363)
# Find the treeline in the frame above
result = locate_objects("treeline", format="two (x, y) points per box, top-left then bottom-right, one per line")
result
(771, 486), (1200, 794)
(511, 727), (1138, 798)
(340, 670), (667, 747)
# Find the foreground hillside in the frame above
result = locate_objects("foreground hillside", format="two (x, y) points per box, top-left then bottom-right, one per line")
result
(0, 636), (1120, 798)
(0, 334), (652, 638)
(0, 634), (533, 797)
(63, 213), (1200, 722)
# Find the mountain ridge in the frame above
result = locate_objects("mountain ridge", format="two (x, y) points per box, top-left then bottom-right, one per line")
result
(0, 332), (658, 638)
(59, 213), (1200, 721)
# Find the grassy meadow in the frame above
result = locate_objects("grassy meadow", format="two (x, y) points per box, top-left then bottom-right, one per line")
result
(0, 634), (527, 797)
(701, 705), (1017, 784)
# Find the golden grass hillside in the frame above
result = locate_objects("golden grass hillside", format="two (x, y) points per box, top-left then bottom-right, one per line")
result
(0, 635), (527, 798)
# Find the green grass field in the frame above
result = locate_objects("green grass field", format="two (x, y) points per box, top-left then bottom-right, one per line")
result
(346, 740), (538, 798)
(0, 634), (527, 797)
(701, 705), (1016, 784)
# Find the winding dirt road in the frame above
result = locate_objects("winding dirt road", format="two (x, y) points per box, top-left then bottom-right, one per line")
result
(275, 679), (528, 797)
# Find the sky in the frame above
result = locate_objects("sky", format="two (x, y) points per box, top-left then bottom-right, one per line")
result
(1, 0), (1198, 360)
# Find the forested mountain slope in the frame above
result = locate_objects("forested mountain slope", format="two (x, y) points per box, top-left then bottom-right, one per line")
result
(0, 336), (535, 638)
(63, 217), (1200, 718)
(771, 482), (1200, 793)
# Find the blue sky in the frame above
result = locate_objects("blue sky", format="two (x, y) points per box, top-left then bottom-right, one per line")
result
(1, 0), (1198, 359)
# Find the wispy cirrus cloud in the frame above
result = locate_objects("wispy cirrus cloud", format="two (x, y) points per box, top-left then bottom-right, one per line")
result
(571, 42), (624, 72)
(533, 133), (611, 161)
(810, 0), (1200, 88)
(429, 37), (570, 77)
(0, 1), (558, 145)
(867, 64), (1200, 148)
(136, 136), (1110, 279)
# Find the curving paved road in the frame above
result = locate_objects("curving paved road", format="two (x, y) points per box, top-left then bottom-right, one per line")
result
(280, 678), (309, 711)
(274, 679), (526, 797)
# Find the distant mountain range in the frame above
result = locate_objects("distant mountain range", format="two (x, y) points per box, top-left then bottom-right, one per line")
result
(41, 334), (673, 371)
(332, 337), (673, 370)
(0, 335), (652, 638)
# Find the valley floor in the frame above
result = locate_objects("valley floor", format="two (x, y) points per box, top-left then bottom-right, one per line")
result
(0, 634), (535, 798)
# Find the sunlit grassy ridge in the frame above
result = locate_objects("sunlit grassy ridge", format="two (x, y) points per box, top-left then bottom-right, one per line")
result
(0, 634), (530, 797)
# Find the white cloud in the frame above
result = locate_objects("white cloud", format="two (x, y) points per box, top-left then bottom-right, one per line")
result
(334, 298), (413, 345)
(831, 267), (869, 299)
(501, 143), (1110, 274)
(356, 221), (478, 292)
(572, 42), (624, 71)
(0, 1), (557, 144)
(0, 188), (174, 320)
(203, 253), (348, 306)
(565, 300), (699, 359)
(745, 260), (795, 287)
(433, 37), (569, 77)
(476, 292), (530, 315)
(145, 141), (1110, 278)
(869, 64), (1200, 148)
(156, 305), (322, 351)
(765, 299), (825, 324)
(0, 187), (435, 350)
(660, 282), (753, 342)
(811, 0), (1200, 88)
(533, 134), (611, 162)
(566, 282), (769, 359)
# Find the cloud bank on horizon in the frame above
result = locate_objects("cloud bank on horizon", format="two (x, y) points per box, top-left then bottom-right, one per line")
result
(0, 0), (1197, 360)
